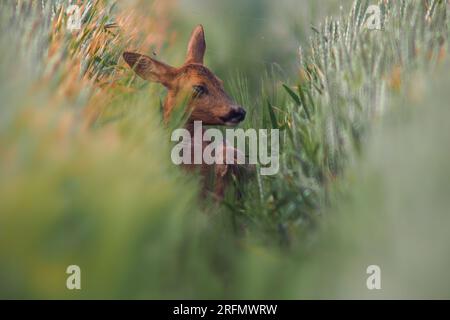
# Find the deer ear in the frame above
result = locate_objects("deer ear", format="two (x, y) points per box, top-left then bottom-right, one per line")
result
(123, 52), (176, 87)
(185, 25), (206, 64)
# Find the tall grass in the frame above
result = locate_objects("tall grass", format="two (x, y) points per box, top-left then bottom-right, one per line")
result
(0, 0), (205, 298)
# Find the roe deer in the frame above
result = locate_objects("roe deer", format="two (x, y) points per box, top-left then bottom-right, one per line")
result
(123, 25), (246, 199)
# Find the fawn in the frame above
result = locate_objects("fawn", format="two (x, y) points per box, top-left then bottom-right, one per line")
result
(123, 25), (247, 199)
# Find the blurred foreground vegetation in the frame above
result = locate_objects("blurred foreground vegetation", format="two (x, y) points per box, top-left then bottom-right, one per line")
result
(0, 0), (449, 299)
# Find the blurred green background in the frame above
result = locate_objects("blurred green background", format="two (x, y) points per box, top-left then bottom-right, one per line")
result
(0, 0), (449, 299)
(177, 0), (345, 89)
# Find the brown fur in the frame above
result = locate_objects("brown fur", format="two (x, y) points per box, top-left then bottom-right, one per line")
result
(123, 25), (246, 199)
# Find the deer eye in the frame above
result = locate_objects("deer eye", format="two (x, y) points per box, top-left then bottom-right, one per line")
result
(192, 85), (207, 98)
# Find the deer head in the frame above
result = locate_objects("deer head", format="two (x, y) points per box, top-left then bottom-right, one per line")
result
(123, 25), (246, 126)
